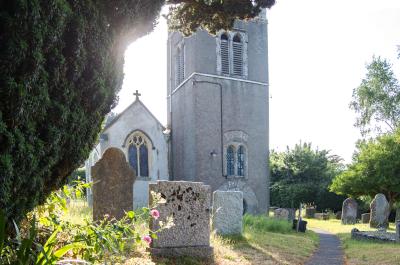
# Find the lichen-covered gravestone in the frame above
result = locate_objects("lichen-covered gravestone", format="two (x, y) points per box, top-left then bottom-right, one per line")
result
(274, 208), (289, 220)
(361, 213), (370, 224)
(91, 148), (136, 221)
(212, 191), (243, 235)
(341, 198), (358, 224)
(149, 181), (213, 258)
(370, 193), (390, 229)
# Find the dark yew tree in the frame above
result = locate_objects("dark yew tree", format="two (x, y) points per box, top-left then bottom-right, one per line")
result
(0, 0), (275, 224)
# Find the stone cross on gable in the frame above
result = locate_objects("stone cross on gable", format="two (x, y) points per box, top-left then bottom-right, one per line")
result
(133, 90), (141, 100)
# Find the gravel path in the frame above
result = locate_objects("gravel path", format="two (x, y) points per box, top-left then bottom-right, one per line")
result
(305, 228), (344, 265)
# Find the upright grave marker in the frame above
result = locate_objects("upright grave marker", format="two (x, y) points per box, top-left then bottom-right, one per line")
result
(341, 198), (358, 225)
(212, 190), (243, 235)
(91, 148), (136, 221)
(149, 181), (213, 258)
(370, 193), (390, 229)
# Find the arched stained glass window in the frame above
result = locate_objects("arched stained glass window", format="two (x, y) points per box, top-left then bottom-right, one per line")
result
(220, 33), (230, 75)
(139, 144), (149, 177)
(128, 145), (138, 174)
(128, 132), (150, 177)
(237, 145), (245, 176)
(226, 145), (235, 176)
(232, 34), (243, 76)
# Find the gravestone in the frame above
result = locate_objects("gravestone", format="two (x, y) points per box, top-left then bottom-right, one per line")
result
(149, 181), (213, 258)
(335, 211), (342, 220)
(341, 198), (358, 224)
(287, 208), (296, 222)
(315, 213), (329, 220)
(274, 208), (289, 220)
(396, 221), (400, 242)
(361, 213), (370, 224)
(305, 207), (316, 218)
(212, 190), (243, 235)
(91, 148), (136, 221)
(396, 209), (400, 222)
(370, 193), (390, 228)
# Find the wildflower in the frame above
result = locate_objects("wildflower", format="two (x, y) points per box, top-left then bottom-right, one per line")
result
(151, 209), (160, 220)
(143, 235), (152, 244)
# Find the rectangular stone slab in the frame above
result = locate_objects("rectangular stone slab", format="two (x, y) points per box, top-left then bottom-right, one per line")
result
(149, 181), (212, 248)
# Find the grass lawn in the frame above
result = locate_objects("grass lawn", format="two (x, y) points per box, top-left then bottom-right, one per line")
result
(125, 217), (318, 265)
(305, 218), (400, 265)
(66, 201), (318, 264)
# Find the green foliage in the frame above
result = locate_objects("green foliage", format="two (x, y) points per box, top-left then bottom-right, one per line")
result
(243, 214), (292, 234)
(0, 0), (276, 229)
(270, 142), (346, 211)
(330, 130), (400, 208)
(0, 182), (172, 264)
(167, 0), (276, 36)
(350, 55), (400, 136)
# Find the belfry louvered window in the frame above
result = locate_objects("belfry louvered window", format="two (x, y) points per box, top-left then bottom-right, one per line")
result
(232, 34), (243, 76)
(220, 33), (230, 75)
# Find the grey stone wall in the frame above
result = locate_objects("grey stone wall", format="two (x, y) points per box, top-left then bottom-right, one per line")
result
(167, 17), (270, 214)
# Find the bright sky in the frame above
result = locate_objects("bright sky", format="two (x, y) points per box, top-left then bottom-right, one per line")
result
(116, 0), (400, 163)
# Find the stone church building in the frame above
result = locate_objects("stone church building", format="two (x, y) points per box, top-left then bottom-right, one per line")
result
(85, 12), (270, 214)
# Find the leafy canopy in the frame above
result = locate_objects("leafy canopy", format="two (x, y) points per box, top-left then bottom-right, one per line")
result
(330, 130), (400, 208)
(350, 54), (400, 136)
(270, 143), (345, 211)
(0, 0), (275, 226)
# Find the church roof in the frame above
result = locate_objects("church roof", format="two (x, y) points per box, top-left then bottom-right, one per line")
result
(103, 99), (166, 132)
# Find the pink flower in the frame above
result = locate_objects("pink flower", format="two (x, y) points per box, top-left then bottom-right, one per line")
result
(151, 209), (160, 220)
(143, 235), (152, 244)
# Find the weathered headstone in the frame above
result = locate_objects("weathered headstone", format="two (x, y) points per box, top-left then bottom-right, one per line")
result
(370, 193), (390, 228)
(396, 221), (400, 242)
(91, 148), (136, 221)
(335, 211), (342, 220)
(287, 208), (296, 222)
(315, 213), (329, 220)
(305, 207), (316, 218)
(361, 213), (370, 224)
(274, 208), (290, 220)
(212, 191), (243, 235)
(149, 181), (213, 258)
(341, 198), (358, 224)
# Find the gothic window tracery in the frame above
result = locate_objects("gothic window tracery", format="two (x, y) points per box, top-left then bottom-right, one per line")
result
(127, 132), (150, 177)
(224, 143), (247, 177)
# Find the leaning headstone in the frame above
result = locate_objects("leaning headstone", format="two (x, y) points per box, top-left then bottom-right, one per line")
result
(305, 207), (316, 218)
(335, 211), (342, 220)
(274, 208), (290, 220)
(149, 181), (213, 258)
(341, 198), (358, 224)
(370, 193), (390, 228)
(396, 221), (400, 242)
(212, 191), (243, 235)
(91, 148), (136, 221)
(361, 213), (370, 224)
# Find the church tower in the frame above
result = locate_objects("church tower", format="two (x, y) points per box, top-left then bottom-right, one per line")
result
(167, 12), (270, 214)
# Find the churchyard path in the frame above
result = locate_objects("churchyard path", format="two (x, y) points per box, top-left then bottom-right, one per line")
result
(305, 228), (344, 265)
